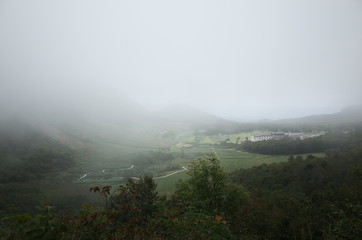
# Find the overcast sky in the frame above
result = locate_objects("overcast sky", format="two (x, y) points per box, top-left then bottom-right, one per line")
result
(0, 0), (361, 120)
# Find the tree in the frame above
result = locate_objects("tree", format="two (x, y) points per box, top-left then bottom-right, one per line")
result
(174, 154), (248, 216)
(110, 175), (158, 224)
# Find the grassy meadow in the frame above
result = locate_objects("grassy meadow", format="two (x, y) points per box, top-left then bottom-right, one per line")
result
(155, 144), (324, 194)
(71, 130), (324, 194)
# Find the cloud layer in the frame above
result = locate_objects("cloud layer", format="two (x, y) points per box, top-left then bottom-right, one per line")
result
(1, 0), (361, 120)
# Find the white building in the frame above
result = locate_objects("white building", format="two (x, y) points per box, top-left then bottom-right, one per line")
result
(287, 133), (304, 140)
(251, 133), (274, 141)
(251, 132), (305, 142)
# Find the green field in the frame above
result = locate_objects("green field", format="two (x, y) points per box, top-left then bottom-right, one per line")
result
(72, 131), (325, 194)
(155, 144), (324, 194)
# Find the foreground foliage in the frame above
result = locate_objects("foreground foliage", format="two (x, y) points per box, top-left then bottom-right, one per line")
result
(1, 155), (237, 239)
(1, 151), (362, 239)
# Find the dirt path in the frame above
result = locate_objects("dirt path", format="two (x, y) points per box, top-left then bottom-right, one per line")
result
(78, 165), (187, 181)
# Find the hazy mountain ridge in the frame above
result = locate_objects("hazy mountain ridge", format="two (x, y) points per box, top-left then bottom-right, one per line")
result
(1, 93), (361, 149)
(274, 105), (362, 125)
(0, 98), (233, 158)
(148, 104), (233, 131)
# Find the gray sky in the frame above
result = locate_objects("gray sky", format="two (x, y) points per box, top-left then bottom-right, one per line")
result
(1, 0), (361, 120)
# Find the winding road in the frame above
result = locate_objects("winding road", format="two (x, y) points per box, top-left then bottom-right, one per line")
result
(101, 165), (134, 173)
(78, 173), (89, 180)
(78, 165), (187, 181)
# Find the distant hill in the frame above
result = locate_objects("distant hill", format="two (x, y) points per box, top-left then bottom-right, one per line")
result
(0, 94), (237, 151)
(294, 105), (361, 122)
(336, 105), (362, 119)
(270, 105), (362, 130)
(209, 105), (362, 134)
(149, 104), (234, 131)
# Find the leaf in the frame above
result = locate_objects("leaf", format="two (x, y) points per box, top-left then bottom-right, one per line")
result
(215, 215), (222, 222)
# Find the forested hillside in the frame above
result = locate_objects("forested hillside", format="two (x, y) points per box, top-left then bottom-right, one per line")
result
(231, 149), (362, 197)
(0, 122), (75, 182)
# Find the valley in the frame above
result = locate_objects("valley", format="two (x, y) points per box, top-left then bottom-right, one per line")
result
(1, 105), (362, 239)
(0, 112), (328, 214)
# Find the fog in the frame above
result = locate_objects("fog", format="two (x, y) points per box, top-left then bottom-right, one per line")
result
(1, 0), (361, 121)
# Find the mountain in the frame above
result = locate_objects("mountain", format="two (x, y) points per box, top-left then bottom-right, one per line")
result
(337, 105), (362, 119)
(266, 105), (362, 131)
(0, 93), (235, 151)
(282, 105), (362, 123)
(149, 104), (234, 131)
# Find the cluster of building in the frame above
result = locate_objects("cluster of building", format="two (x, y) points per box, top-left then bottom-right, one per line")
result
(250, 132), (320, 142)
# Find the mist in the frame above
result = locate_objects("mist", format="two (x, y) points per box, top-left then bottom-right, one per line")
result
(1, 0), (362, 120)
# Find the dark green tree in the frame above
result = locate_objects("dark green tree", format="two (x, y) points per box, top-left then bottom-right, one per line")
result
(174, 154), (248, 217)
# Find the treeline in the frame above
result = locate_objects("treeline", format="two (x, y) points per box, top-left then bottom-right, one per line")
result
(241, 131), (362, 155)
(2, 152), (361, 239)
(229, 149), (362, 239)
(230, 150), (362, 197)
